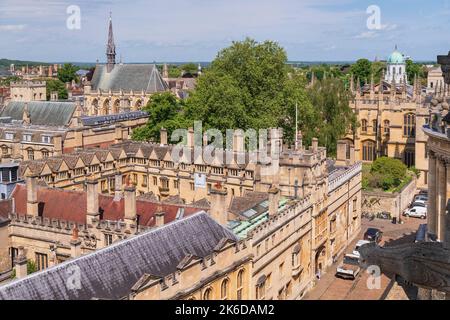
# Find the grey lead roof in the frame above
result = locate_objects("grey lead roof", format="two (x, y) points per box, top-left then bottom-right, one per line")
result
(90, 64), (168, 93)
(0, 101), (76, 127)
(0, 212), (237, 300)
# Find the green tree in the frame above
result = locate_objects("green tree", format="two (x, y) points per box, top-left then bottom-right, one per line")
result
(132, 92), (187, 142)
(46, 79), (68, 100)
(181, 63), (198, 74)
(57, 63), (79, 84)
(350, 59), (372, 85)
(185, 38), (314, 145)
(307, 78), (357, 156)
(406, 59), (425, 84)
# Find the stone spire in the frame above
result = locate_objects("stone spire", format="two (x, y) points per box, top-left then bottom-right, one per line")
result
(106, 12), (116, 73)
(23, 103), (31, 125)
(349, 74), (354, 93)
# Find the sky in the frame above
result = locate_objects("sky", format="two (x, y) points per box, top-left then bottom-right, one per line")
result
(1, 0), (450, 63)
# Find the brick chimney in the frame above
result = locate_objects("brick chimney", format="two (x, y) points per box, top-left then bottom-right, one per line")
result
(26, 173), (38, 217)
(268, 185), (280, 217)
(14, 246), (28, 279)
(70, 225), (82, 258)
(233, 129), (244, 153)
(86, 178), (99, 225)
(114, 171), (122, 201)
(311, 138), (319, 152)
(160, 128), (168, 145)
(155, 205), (165, 227)
(209, 183), (228, 225)
(124, 185), (137, 225)
(336, 140), (347, 166)
(53, 134), (63, 156)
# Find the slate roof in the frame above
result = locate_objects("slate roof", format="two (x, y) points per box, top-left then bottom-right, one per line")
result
(90, 64), (168, 93)
(0, 101), (76, 127)
(0, 212), (238, 300)
(11, 184), (206, 227)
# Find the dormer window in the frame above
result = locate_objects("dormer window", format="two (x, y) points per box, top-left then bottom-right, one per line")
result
(5, 133), (14, 140)
(23, 134), (32, 142)
(42, 135), (51, 144)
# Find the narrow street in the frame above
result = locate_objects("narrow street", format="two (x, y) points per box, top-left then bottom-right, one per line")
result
(304, 216), (424, 300)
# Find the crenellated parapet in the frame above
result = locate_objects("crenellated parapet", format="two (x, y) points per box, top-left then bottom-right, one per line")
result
(248, 195), (313, 243)
(327, 161), (362, 194)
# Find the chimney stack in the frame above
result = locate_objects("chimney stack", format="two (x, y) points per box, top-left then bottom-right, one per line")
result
(187, 127), (194, 148)
(336, 140), (347, 166)
(209, 183), (228, 225)
(311, 138), (319, 153)
(53, 134), (63, 156)
(14, 246), (28, 279)
(160, 128), (168, 145)
(124, 185), (137, 225)
(349, 145), (355, 165)
(114, 171), (122, 201)
(268, 186), (280, 217)
(155, 206), (165, 227)
(26, 173), (38, 217)
(233, 129), (245, 153)
(70, 225), (82, 258)
(86, 178), (99, 225)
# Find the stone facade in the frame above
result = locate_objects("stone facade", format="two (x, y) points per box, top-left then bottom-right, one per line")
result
(10, 81), (46, 102)
(362, 176), (417, 220)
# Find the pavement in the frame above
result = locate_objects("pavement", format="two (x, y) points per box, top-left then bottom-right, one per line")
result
(303, 216), (424, 300)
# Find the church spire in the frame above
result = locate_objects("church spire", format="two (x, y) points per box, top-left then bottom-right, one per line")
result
(106, 12), (116, 73)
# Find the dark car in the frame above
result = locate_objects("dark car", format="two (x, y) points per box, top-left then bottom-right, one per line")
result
(364, 228), (383, 243)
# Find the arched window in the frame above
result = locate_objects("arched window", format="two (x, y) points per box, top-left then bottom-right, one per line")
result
(403, 113), (415, 137)
(361, 119), (368, 133)
(27, 148), (34, 160)
(362, 140), (376, 162)
(221, 279), (229, 300)
(237, 270), (244, 300)
(203, 288), (212, 300)
(372, 120), (377, 133)
(383, 120), (390, 134)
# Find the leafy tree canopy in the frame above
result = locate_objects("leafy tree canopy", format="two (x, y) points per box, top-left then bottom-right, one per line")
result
(57, 63), (79, 84)
(350, 59), (372, 85)
(46, 79), (68, 100)
(132, 92), (187, 142)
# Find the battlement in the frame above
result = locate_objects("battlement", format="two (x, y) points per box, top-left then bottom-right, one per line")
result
(10, 81), (47, 88)
(328, 161), (362, 194)
(248, 195), (313, 242)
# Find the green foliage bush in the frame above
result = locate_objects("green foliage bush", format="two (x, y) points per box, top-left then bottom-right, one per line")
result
(363, 157), (409, 191)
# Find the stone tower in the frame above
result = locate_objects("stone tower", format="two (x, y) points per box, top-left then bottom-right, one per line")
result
(106, 13), (116, 73)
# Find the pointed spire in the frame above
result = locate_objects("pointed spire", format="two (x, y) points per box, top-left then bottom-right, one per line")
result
(370, 73), (374, 91)
(163, 63), (169, 79)
(106, 12), (116, 73)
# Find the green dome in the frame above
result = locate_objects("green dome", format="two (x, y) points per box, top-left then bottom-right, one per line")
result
(387, 50), (405, 64)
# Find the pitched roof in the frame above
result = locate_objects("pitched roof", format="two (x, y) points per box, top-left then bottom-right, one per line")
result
(90, 64), (168, 93)
(0, 101), (76, 126)
(0, 212), (238, 300)
(11, 184), (206, 227)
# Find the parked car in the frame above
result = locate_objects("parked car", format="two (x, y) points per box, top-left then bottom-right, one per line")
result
(410, 201), (427, 208)
(414, 194), (428, 202)
(336, 254), (361, 280)
(364, 228), (383, 243)
(404, 206), (427, 219)
(352, 240), (371, 258)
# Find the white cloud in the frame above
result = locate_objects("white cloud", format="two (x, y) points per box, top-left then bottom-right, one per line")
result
(354, 31), (378, 39)
(0, 24), (26, 31)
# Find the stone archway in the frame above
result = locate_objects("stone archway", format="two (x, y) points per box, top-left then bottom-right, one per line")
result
(102, 99), (110, 115)
(91, 99), (99, 116)
(134, 99), (143, 111)
(112, 99), (120, 114)
(315, 244), (327, 276)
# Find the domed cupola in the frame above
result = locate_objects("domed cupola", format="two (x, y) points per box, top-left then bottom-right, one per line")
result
(384, 45), (407, 84)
